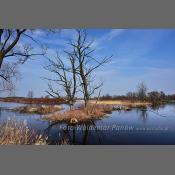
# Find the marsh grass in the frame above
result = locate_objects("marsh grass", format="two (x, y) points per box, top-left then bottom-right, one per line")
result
(0, 119), (47, 145)
(0, 97), (66, 104)
(13, 105), (62, 114)
(43, 104), (114, 124)
(90, 100), (150, 107)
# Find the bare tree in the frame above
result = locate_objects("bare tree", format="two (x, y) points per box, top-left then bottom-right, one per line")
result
(0, 29), (47, 68)
(126, 91), (137, 101)
(27, 90), (34, 98)
(44, 29), (111, 108)
(69, 30), (111, 107)
(0, 62), (20, 94)
(0, 29), (48, 93)
(44, 52), (78, 109)
(137, 82), (147, 101)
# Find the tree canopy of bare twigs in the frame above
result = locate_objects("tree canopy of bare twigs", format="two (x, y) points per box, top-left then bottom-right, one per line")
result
(137, 82), (147, 101)
(0, 29), (48, 94)
(44, 51), (78, 109)
(0, 29), (47, 67)
(27, 90), (34, 98)
(44, 29), (111, 108)
(69, 29), (111, 107)
(0, 61), (20, 93)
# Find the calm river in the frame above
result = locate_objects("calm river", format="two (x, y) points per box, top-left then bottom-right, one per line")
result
(0, 102), (175, 145)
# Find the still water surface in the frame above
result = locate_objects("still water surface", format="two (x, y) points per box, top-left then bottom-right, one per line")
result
(0, 102), (175, 145)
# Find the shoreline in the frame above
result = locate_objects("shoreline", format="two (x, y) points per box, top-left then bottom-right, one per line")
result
(11, 105), (63, 115)
(0, 97), (66, 105)
(42, 104), (114, 124)
(90, 100), (151, 107)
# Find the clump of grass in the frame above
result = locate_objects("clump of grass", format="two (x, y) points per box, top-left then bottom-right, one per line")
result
(43, 104), (114, 124)
(90, 100), (150, 107)
(43, 109), (88, 123)
(13, 105), (62, 114)
(0, 119), (47, 145)
(0, 97), (66, 104)
(84, 104), (114, 116)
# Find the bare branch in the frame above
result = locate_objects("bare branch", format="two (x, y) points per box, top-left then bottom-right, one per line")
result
(2, 29), (26, 56)
(0, 61), (20, 93)
(68, 29), (111, 107)
(44, 51), (78, 109)
(0, 29), (49, 68)
(45, 83), (60, 98)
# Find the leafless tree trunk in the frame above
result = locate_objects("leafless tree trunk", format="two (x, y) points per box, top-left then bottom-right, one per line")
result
(44, 52), (77, 109)
(69, 30), (111, 108)
(0, 29), (47, 66)
(27, 90), (34, 98)
(137, 82), (147, 101)
(0, 29), (47, 93)
(0, 62), (20, 94)
(44, 29), (111, 109)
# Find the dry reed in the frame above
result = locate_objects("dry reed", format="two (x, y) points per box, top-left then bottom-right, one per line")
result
(0, 119), (47, 145)
(43, 104), (113, 124)
(13, 105), (62, 114)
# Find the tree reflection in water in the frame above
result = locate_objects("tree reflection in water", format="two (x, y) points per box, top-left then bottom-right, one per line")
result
(44, 120), (104, 145)
(0, 108), (2, 119)
(136, 105), (167, 123)
(136, 107), (148, 123)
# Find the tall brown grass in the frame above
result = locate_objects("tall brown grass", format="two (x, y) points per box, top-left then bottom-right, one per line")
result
(84, 104), (114, 116)
(43, 104), (113, 123)
(90, 100), (150, 107)
(13, 105), (62, 114)
(0, 97), (66, 104)
(0, 119), (47, 145)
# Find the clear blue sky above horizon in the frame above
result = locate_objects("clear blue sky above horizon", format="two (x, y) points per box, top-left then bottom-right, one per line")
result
(11, 29), (175, 97)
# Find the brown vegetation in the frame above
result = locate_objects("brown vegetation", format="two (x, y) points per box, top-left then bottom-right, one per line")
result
(42, 100), (150, 124)
(0, 97), (66, 104)
(0, 119), (47, 145)
(44, 30), (111, 109)
(44, 51), (77, 110)
(90, 100), (151, 107)
(13, 105), (62, 114)
(43, 104), (114, 124)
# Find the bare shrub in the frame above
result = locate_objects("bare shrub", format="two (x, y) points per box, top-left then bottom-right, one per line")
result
(13, 105), (62, 114)
(0, 119), (47, 145)
(0, 62), (20, 93)
(43, 104), (113, 123)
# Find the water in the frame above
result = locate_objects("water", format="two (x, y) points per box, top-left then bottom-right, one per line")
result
(0, 102), (175, 145)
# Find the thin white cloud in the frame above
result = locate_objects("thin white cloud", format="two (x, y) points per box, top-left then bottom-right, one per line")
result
(32, 29), (45, 37)
(93, 29), (125, 48)
(103, 29), (125, 41)
(36, 29), (76, 48)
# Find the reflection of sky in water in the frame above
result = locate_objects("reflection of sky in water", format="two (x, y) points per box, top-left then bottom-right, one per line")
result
(0, 102), (175, 144)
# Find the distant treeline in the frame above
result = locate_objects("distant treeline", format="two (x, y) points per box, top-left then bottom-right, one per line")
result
(0, 97), (66, 104)
(98, 93), (175, 101)
(96, 91), (175, 105)
(94, 83), (175, 105)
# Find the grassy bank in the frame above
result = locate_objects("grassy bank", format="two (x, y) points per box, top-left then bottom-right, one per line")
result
(0, 97), (66, 104)
(90, 100), (151, 107)
(43, 104), (114, 124)
(42, 100), (149, 124)
(13, 105), (63, 114)
(0, 119), (47, 145)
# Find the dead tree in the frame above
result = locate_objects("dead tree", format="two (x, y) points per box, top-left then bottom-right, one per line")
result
(69, 30), (111, 107)
(137, 82), (147, 101)
(0, 62), (20, 93)
(0, 29), (47, 68)
(0, 29), (47, 93)
(27, 90), (34, 98)
(44, 52), (77, 109)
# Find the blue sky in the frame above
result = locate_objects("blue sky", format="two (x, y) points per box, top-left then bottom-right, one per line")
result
(12, 29), (175, 97)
